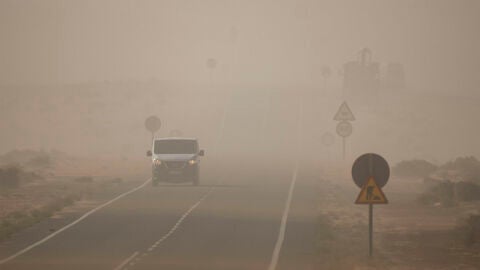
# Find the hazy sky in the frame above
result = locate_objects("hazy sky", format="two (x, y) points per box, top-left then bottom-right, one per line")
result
(1, 0), (479, 94)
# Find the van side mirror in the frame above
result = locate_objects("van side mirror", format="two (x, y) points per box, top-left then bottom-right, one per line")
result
(146, 150), (152, 157)
(198, 150), (205, 156)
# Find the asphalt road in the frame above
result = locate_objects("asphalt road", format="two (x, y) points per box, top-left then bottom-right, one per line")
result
(0, 89), (322, 270)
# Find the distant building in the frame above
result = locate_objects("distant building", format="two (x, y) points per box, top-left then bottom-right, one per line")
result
(342, 49), (406, 102)
(342, 48), (380, 99)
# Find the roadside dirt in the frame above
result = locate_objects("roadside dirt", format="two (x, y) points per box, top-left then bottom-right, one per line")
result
(0, 156), (149, 241)
(313, 166), (480, 270)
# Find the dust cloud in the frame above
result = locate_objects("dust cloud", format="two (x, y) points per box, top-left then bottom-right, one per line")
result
(1, 0), (480, 164)
(1, 1), (480, 269)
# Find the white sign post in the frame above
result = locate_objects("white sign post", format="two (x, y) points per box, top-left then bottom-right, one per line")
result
(334, 102), (355, 160)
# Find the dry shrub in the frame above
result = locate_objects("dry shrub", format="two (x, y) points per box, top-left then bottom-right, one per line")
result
(73, 176), (94, 183)
(458, 214), (480, 247)
(419, 180), (480, 206)
(0, 165), (21, 188)
(393, 159), (437, 178)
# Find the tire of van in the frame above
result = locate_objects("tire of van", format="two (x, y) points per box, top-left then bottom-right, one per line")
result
(192, 174), (199, 186)
(152, 177), (160, 187)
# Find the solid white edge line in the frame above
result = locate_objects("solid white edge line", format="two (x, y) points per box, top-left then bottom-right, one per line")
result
(268, 98), (303, 270)
(267, 164), (298, 270)
(113, 251), (139, 270)
(0, 178), (151, 265)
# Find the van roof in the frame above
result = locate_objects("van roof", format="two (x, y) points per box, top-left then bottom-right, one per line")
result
(154, 137), (197, 141)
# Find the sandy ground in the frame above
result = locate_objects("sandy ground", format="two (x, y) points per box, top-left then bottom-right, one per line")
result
(0, 157), (149, 221)
(313, 165), (480, 270)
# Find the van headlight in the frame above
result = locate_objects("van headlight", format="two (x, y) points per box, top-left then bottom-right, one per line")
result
(153, 159), (162, 166)
(188, 159), (197, 165)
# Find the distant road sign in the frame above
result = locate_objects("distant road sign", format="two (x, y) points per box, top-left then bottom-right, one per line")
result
(145, 116), (161, 133)
(355, 177), (388, 204)
(334, 102), (355, 121)
(322, 132), (335, 146)
(207, 58), (217, 69)
(352, 153), (390, 188)
(336, 121), (352, 138)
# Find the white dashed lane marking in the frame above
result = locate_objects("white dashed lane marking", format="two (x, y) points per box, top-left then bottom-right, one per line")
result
(113, 251), (139, 270)
(115, 187), (214, 270)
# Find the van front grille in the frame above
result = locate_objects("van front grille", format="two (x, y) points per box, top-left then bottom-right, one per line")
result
(165, 161), (186, 169)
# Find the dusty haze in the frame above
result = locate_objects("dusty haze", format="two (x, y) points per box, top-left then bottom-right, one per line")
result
(1, 0), (480, 164)
(1, 2), (480, 270)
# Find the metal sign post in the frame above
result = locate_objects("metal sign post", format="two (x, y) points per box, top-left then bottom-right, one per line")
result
(336, 121), (352, 160)
(369, 204), (373, 256)
(207, 58), (217, 89)
(352, 153), (390, 257)
(334, 102), (355, 160)
(145, 116), (161, 141)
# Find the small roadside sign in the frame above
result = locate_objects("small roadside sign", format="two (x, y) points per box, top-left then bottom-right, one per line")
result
(351, 153), (390, 257)
(355, 177), (388, 204)
(333, 101), (355, 121)
(207, 58), (217, 69)
(336, 121), (352, 138)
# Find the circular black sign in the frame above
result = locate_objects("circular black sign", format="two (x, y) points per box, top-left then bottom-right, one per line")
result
(352, 153), (390, 188)
(145, 116), (161, 133)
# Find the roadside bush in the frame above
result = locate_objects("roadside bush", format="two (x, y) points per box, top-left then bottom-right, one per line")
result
(19, 170), (44, 183)
(419, 180), (480, 206)
(393, 159), (437, 178)
(458, 214), (480, 247)
(0, 194), (82, 240)
(441, 156), (480, 183)
(455, 181), (480, 202)
(110, 177), (123, 184)
(0, 166), (21, 188)
(73, 176), (94, 183)
(31, 208), (51, 221)
(418, 180), (454, 206)
(26, 154), (52, 169)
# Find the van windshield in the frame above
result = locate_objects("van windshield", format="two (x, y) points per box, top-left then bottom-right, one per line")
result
(154, 140), (197, 154)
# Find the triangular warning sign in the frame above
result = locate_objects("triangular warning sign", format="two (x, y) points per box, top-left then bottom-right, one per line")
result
(355, 177), (388, 204)
(334, 102), (355, 121)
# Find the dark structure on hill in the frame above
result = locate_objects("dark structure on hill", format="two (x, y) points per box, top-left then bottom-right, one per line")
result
(342, 48), (405, 102)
